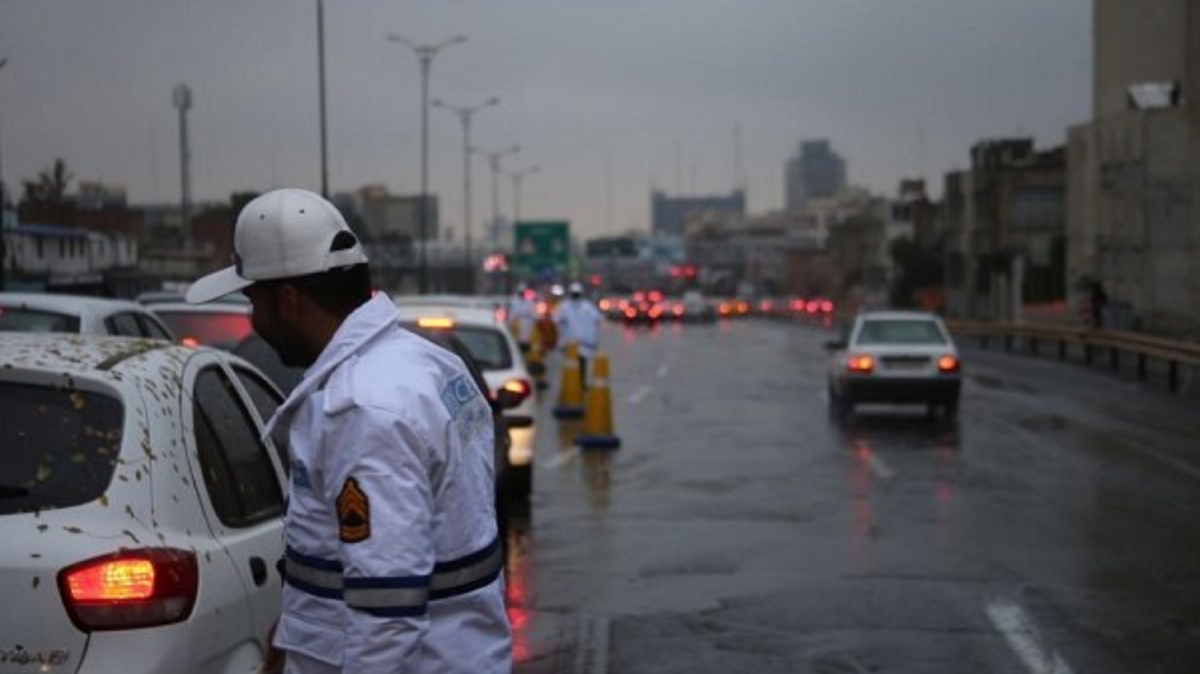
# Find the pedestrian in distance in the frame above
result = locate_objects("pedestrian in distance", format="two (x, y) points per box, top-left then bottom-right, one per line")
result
(507, 282), (538, 354)
(186, 188), (511, 674)
(552, 281), (604, 389)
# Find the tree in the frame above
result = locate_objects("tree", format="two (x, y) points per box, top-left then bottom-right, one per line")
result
(20, 158), (74, 225)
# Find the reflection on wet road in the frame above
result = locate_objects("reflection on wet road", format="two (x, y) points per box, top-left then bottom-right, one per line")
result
(506, 318), (1200, 674)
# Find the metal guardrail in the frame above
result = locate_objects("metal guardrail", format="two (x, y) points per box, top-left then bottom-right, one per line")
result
(947, 320), (1200, 393)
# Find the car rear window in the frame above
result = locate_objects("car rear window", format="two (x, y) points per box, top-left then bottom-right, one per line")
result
(451, 326), (513, 370)
(0, 382), (123, 515)
(155, 310), (253, 349)
(856, 319), (948, 345)
(0, 307), (81, 334)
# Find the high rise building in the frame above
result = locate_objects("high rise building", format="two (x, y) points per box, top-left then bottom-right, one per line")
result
(651, 189), (745, 238)
(785, 140), (847, 214)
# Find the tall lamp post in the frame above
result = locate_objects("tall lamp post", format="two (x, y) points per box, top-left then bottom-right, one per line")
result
(0, 57), (8, 291)
(316, 0), (329, 197)
(472, 145), (520, 253)
(386, 32), (466, 294)
(172, 84), (193, 246)
(431, 96), (499, 288)
(506, 165), (540, 224)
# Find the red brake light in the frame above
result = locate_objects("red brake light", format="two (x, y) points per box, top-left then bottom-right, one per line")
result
(672, 304), (684, 316)
(501, 379), (533, 403)
(938, 355), (960, 372)
(648, 290), (664, 303)
(821, 301), (834, 313)
(847, 355), (875, 373)
(179, 337), (200, 348)
(624, 308), (637, 319)
(59, 548), (198, 631)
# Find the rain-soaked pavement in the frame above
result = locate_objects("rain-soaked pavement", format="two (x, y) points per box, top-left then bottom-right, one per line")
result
(504, 317), (1200, 674)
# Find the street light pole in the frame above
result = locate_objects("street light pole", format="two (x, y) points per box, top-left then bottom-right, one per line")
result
(317, 0), (329, 198)
(432, 96), (499, 287)
(472, 145), (519, 253)
(0, 57), (8, 291)
(507, 165), (540, 224)
(387, 33), (466, 294)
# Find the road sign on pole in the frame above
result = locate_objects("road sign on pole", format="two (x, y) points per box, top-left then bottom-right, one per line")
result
(513, 221), (570, 281)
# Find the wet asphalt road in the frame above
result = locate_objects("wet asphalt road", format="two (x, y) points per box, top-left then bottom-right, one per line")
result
(504, 317), (1200, 674)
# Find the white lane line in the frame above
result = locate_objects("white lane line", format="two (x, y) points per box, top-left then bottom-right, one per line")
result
(547, 451), (577, 470)
(985, 599), (1076, 674)
(866, 452), (894, 480)
(627, 385), (652, 404)
(656, 364), (670, 378)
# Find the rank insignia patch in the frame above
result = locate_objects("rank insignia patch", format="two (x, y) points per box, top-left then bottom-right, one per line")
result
(337, 477), (370, 543)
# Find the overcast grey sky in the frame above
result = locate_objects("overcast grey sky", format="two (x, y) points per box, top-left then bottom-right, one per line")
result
(0, 0), (1091, 240)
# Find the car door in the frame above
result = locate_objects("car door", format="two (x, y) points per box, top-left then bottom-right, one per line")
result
(183, 358), (287, 657)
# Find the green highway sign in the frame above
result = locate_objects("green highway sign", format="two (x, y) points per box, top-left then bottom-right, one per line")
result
(513, 221), (570, 280)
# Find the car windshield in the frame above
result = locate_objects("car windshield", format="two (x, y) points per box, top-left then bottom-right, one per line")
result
(155, 310), (254, 349)
(855, 319), (947, 346)
(0, 381), (123, 515)
(0, 307), (81, 333)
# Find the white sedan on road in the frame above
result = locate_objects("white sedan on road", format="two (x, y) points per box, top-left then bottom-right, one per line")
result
(0, 333), (288, 674)
(826, 310), (962, 420)
(0, 292), (175, 340)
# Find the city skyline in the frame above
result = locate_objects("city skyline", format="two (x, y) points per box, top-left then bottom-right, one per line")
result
(0, 0), (1090, 239)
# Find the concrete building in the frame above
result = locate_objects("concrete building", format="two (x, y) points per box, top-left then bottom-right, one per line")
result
(351, 185), (439, 243)
(944, 140), (1066, 320)
(785, 140), (847, 214)
(1066, 0), (1200, 336)
(651, 189), (745, 238)
(2, 223), (139, 293)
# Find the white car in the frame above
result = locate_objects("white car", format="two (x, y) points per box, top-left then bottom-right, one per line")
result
(826, 310), (962, 420)
(394, 302), (538, 501)
(0, 333), (288, 674)
(0, 292), (175, 340)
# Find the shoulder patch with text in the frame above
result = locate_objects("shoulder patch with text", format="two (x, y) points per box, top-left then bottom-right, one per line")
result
(336, 477), (371, 543)
(439, 373), (491, 446)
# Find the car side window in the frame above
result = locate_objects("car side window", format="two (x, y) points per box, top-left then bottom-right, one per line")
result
(137, 313), (174, 341)
(192, 367), (284, 527)
(233, 365), (289, 473)
(106, 312), (143, 337)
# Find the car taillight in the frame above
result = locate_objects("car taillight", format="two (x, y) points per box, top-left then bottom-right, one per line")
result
(502, 379), (533, 401)
(938, 355), (960, 372)
(847, 355), (875, 373)
(759, 300), (773, 313)
(179, 337), (200, 348)
(624, 307), (637, 319)
(58, 548), (198, 631)
(821, 301), (834, 313)
(672, 304), (684, 316)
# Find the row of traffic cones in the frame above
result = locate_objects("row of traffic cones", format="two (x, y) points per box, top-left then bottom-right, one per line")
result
(552, 342), (621, 449)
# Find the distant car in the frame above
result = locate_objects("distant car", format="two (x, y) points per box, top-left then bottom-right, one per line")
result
(394, 302), (538, 502)
(680, 290), (716, 323)
(0, 292), (175, 340)
(148, 301), (254, 350)
(826, 310), (962, 420)
(0, 333), (288, 674)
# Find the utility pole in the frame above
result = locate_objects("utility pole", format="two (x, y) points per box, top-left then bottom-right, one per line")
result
(317, 0), (329, 197)
(432, 96), (499, 289)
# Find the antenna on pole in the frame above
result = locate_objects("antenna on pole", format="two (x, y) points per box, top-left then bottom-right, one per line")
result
(734, 122), (745, 192)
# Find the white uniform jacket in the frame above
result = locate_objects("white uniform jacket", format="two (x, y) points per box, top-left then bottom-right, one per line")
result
(506, 296), (537, 345)
(265, 293), (512, 674)
(552, 299), (603, 358)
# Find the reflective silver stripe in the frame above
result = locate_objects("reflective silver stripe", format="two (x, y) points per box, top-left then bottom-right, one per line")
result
(430, 544), (503, 593)
(285, 557), (343, 591)
(344, 586), (429, 609)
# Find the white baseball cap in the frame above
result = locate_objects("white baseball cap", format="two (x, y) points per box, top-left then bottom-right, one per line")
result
(568, 281), (584, 294)
(186, 188), (368, 304)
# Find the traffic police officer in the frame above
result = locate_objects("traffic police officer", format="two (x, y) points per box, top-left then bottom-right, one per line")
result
(187, 188), (511, 674)
(552, 281), (604, 388)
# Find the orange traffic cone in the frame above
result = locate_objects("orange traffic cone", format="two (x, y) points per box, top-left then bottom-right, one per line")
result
(553, 342), (585, 418)
(526, 325), (549, 391)
(576, 352), (620, 449)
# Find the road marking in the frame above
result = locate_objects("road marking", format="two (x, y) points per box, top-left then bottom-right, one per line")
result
(986, 599), (1075, 674)
(656, 364), (669, 377)
(866, 452), (894, 480)
(547, 451), (578, 469)
(627, 386), (652, 404)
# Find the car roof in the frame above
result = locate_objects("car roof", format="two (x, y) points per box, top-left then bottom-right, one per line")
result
(0, 292), (150, 316)
(394, 302), (503, 328)
(148, 301), (251, 315)
(0, 332), (194, 380)
(857, 310), (944, 322)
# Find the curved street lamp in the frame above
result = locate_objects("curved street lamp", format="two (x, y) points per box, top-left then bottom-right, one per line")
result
(506, 165), (540, 224)
(432, 96), (499, 278)
(470, 145), (520, 253)
(386, 32), (467, 293)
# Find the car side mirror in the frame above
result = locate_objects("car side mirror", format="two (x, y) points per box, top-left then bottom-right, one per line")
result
(824, 339), (847, 351)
